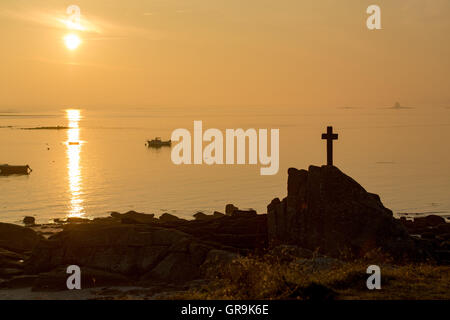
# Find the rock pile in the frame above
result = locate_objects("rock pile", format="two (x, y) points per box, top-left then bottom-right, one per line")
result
(267, 166), (421, 260)
(0, 208), (266, 291)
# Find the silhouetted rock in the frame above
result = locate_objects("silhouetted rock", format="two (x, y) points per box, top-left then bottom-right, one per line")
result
(399, 215), (448, 235)
(0, 275), (38, 289)
(398, 214), (450, 264)
(161, 214), (268, 250)
(225, 204), (239, 215)
(213, 211), (225, 217)
(24, 223), (232, 284)
(23, 216), (35, 226)
(414, 215), (446, 228)
(230, 209), (257, 217)
(437, 224), (450, 234)
(267, 166), (418, 260)
(67, 217), (90, 223)
(193, 212), (213, 220)
(225, 204), (257, 217)
(0, 223), (42, 253)
(0, 268), (22, 278)
(140, 240), (212, 284)
(194, 212), (224, 221)
(159, 213), (185, 222)
(0, 248), (26, 270)
(111, 211), (156, 224)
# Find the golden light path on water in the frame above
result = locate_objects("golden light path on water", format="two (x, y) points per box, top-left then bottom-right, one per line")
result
(66, 109), (84, 218)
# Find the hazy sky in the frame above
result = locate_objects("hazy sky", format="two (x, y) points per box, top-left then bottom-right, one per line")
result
(1, 0), (449, 109)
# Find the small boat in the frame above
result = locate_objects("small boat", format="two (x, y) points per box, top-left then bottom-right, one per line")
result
(68, 141), (80, 145)
(147, 137), (171, 148)
(0, 164), (32, 175)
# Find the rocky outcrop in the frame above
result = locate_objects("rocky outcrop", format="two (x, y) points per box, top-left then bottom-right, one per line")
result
(225, 204), (239, 215)
(156, 214), (267, 250)
(0, 223), (42, 253)
(24, 223), (214, 283)
(267, 166), (419, 260)
(13, 210), (267, 288)
(399, 215), (450, 264)
(0, 224), (41, 280)
(0, 248), (27, 279)
(225, 204), (257, 217)
(110, 210), (157, 224)
(159, 213), (185, 223)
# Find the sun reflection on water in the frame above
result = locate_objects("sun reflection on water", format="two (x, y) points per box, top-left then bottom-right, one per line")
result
(66, 109), (84, 218)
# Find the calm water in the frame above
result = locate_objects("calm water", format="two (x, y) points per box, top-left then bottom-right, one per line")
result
(1, 106), (449, 224)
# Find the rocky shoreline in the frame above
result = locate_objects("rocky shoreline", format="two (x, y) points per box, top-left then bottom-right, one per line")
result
(0, 165), (449, 299)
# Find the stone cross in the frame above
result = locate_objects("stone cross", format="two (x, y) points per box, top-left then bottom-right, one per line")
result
(321, 126), (338, 166)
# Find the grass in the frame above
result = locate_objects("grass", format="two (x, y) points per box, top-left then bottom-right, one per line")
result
(170, 248), (450, 300)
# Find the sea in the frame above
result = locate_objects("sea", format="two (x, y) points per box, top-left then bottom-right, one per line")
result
(1, 105), (449, 224)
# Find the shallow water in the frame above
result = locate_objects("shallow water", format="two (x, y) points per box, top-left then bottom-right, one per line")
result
(1, 105), (449, 224)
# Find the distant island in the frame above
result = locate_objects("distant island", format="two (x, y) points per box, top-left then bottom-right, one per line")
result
(20, 126), (70, 130)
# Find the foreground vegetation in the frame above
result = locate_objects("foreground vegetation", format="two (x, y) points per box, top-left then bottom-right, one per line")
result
(172, 248), (450, 300)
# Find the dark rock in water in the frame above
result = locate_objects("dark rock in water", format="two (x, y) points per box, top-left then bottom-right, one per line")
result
(213, 211), (225, 217)
(0, 223), (42, 253)
(159, 213), (184, 222)
(23, 216), (35, 226)
(111, 211), (156, 224)
(267, 166), (417, 259)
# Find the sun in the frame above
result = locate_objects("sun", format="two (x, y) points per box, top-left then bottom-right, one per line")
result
(64, 34), (82, 50)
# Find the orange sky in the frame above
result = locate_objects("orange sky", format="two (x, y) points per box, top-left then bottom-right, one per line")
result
(0, 0), (449, 109)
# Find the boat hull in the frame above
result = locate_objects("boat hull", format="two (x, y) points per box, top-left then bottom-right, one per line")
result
(147, 140), (171, 148)
(0, 165), (32, 175)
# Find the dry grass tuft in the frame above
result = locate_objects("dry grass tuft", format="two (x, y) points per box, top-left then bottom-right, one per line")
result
(171, 248), (450, 300)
